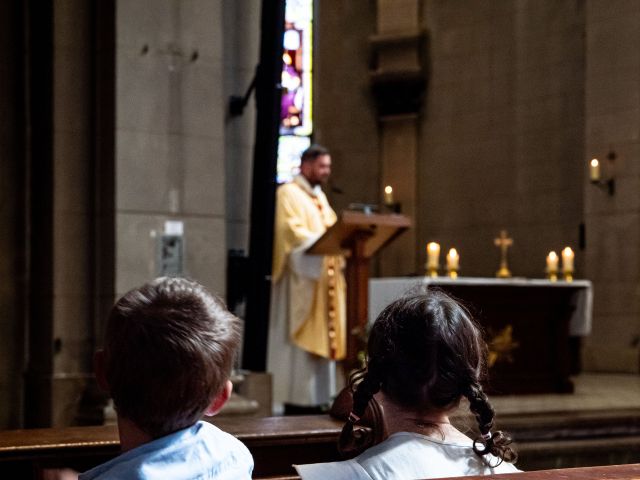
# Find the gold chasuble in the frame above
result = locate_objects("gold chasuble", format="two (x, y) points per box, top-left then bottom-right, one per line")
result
(268, 175), (346, 411)
(272, 175), (346, 359)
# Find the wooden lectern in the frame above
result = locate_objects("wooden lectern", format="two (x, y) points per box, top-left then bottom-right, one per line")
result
(308, 210), (411, 371)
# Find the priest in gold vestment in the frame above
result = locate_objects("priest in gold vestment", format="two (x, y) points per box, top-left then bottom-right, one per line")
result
(268, 145), (346, 414)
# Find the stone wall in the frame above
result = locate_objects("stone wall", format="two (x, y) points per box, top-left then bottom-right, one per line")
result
(583, 0), (640, 372)
(315, 2), (380, 213)
(115, 0), (258, 300)
(417, 0), (585, 278)
(0, 0), (260, 428)
(316, 0), (587, 280)
(319, 0), (639, 372)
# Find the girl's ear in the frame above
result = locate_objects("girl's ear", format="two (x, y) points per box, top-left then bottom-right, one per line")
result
(94, 350), (110, 393)
(204, 380), (233, 417)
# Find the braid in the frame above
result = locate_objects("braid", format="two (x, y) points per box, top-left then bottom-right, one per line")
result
(465, 382), (517, 464)
(337, 367), (382, 458)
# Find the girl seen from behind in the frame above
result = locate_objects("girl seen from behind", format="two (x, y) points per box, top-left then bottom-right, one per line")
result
(295, 289), (520, 479)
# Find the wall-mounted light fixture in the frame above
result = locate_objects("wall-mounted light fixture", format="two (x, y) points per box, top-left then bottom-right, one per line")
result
(589, 149), (616, 196)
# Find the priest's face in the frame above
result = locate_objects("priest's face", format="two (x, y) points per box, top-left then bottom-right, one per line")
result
(302, 154), (332, 186)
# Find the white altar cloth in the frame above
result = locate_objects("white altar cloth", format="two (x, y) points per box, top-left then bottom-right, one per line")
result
(368, 277), (592, 336)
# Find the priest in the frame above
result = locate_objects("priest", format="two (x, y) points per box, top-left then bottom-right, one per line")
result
(268, 144), (346, 414)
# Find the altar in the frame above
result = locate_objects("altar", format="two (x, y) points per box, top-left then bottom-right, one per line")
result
(369, 277), (592, 394)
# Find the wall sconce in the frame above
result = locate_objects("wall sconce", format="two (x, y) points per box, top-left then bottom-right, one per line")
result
(589, 150), (616, 196)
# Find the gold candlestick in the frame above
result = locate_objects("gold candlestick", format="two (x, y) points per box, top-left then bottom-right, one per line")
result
(426, 265), (439, 278)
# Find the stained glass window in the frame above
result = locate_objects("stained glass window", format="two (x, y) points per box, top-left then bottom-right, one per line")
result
(277, 135), (310, 183)
(277, 0), (313, 183)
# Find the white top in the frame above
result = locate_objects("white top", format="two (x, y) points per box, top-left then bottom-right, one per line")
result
(295, 432), (520, 480)
(369, 277), (593, 336)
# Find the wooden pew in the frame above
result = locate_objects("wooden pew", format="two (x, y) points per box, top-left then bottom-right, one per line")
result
(0, 415), (343, 479)
(2, 414), (640, 479)
(215, 415), (343, 478)
(439, 463), (640, 479)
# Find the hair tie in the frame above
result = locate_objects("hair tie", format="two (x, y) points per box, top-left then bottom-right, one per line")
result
(481, 431), (492, 441)
(348, 412), (361, 424)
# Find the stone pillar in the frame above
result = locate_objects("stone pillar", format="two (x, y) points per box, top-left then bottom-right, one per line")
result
(24, 0), (115, 427)
(0, 0), (27, 430)
(371, 0), (426, 276)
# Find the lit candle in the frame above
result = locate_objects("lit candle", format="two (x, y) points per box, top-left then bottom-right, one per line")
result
(546, 251), (559, 272)
(562, 247), (574, 272)
(384, 185), (394, 205)
(446, 248), (459, 270)
(590, 158), (600, 181)
(427, 242), (440, 269)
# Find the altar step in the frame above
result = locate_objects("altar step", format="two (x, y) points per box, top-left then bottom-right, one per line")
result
(449, 410), (640, 470)
(468, 373), (640, 470)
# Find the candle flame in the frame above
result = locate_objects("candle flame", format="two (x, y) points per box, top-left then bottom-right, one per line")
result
(448, 248), (458, 257)
(427, 242), (440, 252)
(562, 246), (573, 256)
(548, 251), (557, 260)
(384, 185), (393, 194)
(590, 158), (599, 167)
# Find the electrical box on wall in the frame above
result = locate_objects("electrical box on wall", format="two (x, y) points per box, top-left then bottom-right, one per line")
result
(157, 221), (185, 276)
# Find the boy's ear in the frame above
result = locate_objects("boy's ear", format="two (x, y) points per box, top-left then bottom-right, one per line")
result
(204, 380), (233, 417)
(94, 350), (110, 393)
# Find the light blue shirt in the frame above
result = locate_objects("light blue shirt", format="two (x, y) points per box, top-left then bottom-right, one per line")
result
(295, 431), (521, 480)
(79, 421), (253, 480)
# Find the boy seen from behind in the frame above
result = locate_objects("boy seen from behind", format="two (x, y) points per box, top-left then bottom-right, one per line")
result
(81, 277), (253, 479)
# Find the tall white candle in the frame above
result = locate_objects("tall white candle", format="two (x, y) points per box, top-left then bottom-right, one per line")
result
(546, 251), (558, 272)
(446, 248), (459, 270)
(590, 158), (600, 181)
(427, 242), (440, 269)
(562, 247), (574, 272)
(384, 185), (393, 205)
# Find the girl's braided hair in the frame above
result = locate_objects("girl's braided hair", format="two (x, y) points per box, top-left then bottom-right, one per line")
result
(339, 288), (517, 464)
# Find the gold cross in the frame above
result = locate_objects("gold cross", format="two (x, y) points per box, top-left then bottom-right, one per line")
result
(494, 230), (513, 278)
